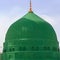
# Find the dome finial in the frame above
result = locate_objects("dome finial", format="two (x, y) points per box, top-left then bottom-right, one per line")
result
(29, 0), (33, 12)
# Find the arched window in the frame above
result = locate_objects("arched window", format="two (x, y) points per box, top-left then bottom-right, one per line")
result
(31, 47), (34, 51)
(31, 46), (39, 51)
(12, 48), (15, 51)
(9, 55), (12, 59)
(19, 47), (26, 51)
(9, 48), (15, 51)
(44, 47), (50, 50)
(23, 47), (26, 51)
(44, 47), (47, 50)
(3, 49), (6, 52)
(47, 47), (50, 50)
(35, 47), (39, 51)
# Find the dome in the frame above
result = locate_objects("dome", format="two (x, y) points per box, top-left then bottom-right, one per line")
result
(5, 12), (59, 49)
(3, 1), (60, 60)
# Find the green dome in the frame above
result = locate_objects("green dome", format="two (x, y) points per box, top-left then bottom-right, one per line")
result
(5, 12), (58, 49)
(2, 1), (60, 59)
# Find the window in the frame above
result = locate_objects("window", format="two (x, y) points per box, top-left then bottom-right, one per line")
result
(44, 47), (50, 50)
(47, 47), (50, 50)
(9, 48), (15, 51)
(9, 55), (12, 59)
(19, 47), (26, 51)
(23, 47), (26, 51)
(36, 47), (39, 51)
(12, 48), (15, 51)
(31, 46), (39, 51)
(3, 49), (6, 52)
(31, 47), (34, 51)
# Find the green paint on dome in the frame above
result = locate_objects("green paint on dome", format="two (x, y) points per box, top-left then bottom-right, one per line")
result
(2, 12), (60, 60)
(5, 12), (58, 47)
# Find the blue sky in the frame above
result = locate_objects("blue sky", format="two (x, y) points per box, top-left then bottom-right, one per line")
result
(0, 0), (60, 52)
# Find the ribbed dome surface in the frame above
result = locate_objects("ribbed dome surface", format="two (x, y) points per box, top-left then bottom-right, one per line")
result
(5, 12), (58, 48)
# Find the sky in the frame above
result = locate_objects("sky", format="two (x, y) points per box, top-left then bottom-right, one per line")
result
(0, 0), (60, 52)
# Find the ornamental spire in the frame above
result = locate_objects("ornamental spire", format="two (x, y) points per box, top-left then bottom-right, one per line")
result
(29, 0), (33, 12)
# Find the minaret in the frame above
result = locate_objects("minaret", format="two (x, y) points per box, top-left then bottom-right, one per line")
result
(29, 0), (33, 12)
